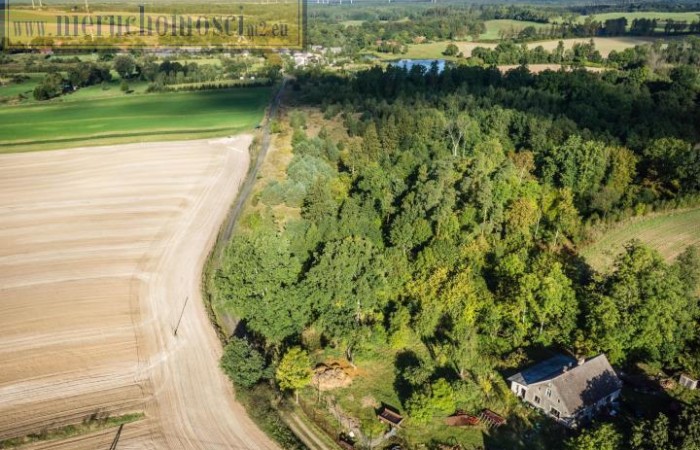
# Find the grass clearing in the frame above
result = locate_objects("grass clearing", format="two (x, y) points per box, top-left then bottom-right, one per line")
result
(0, 87), (271, 152)
(576, 11), (700, 24)
(373, 41), (482, 60)
(0, 74), (43, 99)
(481, 19), (552, 41)
(529, 36), (658, 56)
(580, 207), (700, 272)
(340, 19), (365, 27)
(375, 36), (656, 61)
(382, 37), (656, 60)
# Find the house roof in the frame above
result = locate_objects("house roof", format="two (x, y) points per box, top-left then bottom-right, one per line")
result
(548, 354), (621, 414)
(507, 354), (576, 386)
(510, 354), (621, 414)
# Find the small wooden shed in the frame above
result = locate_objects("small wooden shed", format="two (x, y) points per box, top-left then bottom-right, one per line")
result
(377, 406), (404, 428)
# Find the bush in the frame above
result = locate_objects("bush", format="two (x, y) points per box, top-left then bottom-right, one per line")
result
(33, 73), (64, 101)
(270, 119), (282, 134)
(283, 181), (307, 207)
(405, 378), (456, 424)
(260, 180), (285, 205)
(238, 385), (306, 449)
(443, 43), (459, 56)
(289, 111), (307, 129)
(430, 379), (456, 415)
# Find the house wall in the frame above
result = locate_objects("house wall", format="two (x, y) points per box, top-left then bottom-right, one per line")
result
(511, 380), (621, 428)
(523, 382), (570, 419)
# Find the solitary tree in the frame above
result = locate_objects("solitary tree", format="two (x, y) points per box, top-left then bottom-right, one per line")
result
(276, 347), (312, 403)
(113, 54), (135, 79)
(443, 43), (459, 56)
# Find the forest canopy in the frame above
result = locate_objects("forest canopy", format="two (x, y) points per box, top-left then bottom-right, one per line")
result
(215, 56), (700, 448)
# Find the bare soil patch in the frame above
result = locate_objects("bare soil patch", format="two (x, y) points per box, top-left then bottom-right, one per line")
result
(0, 138), (279, 449)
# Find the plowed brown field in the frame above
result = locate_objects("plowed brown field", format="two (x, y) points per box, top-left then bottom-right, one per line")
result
(0, 138), (279, 449)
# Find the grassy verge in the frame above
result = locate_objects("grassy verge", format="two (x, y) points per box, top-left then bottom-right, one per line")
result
(234, 385), (307, 450)
(0, 412), (144, 449)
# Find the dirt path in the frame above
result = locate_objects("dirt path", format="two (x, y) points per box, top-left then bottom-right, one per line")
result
(284, 412), (333, 450)
(0, 138), (279, 449)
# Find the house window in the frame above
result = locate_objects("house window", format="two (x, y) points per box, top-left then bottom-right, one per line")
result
(550, 407), (560, 418)
(546, 388), (552, 398)
(534, 395), (541, 405)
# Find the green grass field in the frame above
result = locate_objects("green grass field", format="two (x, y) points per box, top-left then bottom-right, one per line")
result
(0, 74), (43, 99)
(0, 87), (271, 152)
(576, 11), (700, 24)
(340, 19), (365, 27)
(480, 19), (552, 41)
(580, 208), (700, 272)
(374, 35), (655, 62)
(1, 77), (157, 106)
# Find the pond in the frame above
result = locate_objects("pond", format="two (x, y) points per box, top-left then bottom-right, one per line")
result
(391, 58), (447, 73)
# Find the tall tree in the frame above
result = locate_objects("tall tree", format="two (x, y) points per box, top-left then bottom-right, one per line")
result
(220, 337), (267, 388)
(276, 347), (312, 403)
(215, 232), (305, 345)
(301, 237), (387, 364)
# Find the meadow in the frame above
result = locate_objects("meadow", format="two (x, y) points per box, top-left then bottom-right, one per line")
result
(575, 11), (700, 24)
(374, 35), (655, 61)
(480, 19), (552, 41)
(0, 74), (43, 99)
(527, 36), (657, 56)
(0, 87), (271, 151)
(581, 207), (700, 272)
(0, 75), (153, 104)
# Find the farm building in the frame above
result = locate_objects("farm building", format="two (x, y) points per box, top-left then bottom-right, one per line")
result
(508, 354), (621, 428)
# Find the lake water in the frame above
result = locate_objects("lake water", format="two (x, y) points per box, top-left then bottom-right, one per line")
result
(392, 59), (447, 73)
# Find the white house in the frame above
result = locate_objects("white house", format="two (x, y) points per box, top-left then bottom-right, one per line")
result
(508, 354), (621, 428)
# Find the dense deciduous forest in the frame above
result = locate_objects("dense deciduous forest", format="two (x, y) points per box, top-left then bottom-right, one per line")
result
(214, 56), (700, 447)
